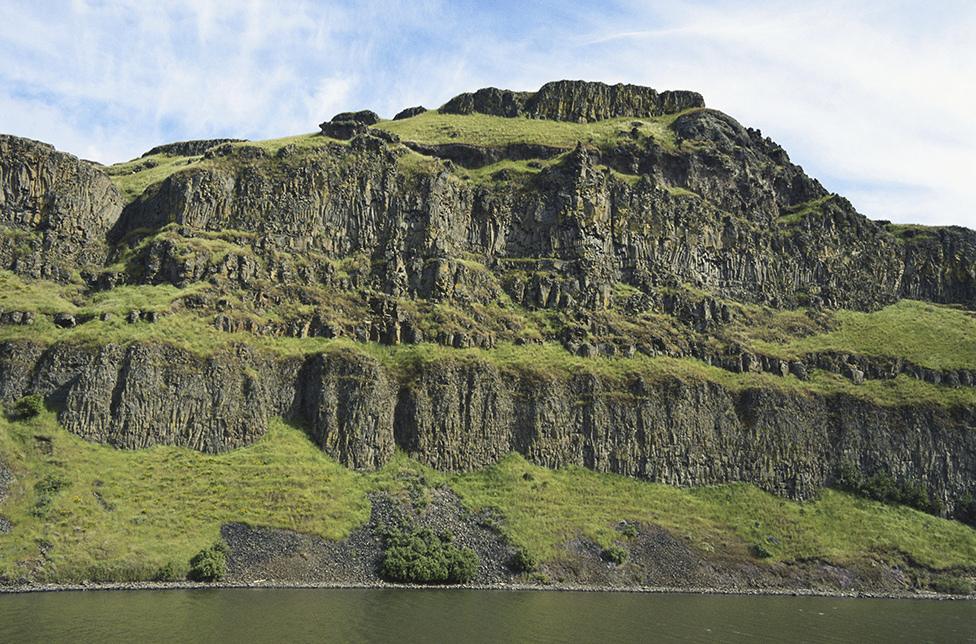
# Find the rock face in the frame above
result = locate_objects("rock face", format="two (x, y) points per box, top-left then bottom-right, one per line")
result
(0, 134), (122, 281)
(142, 139), (247, 157)
(110, 118), (975, 311)
(0, 340), (973, 515)
(440, 80), (705, 121)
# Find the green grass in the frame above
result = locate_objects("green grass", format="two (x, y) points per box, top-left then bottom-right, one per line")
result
(106, 153), (204, 203)
(886, 223), (941, 242)
(776, 195), (835, 226)
(227, 132), (345, 155)
(108, 110), (686, 204)
(105, 135), (347, 204)
(452, 454), (976, 568)
(0, 413), (370, 582)
(375, 110), (678, 150)
(743, 300), (976, 371)
(3, 412), (974, 583)
(0, 272), (81, 314)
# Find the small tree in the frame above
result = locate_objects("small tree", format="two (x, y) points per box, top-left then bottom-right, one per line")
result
(188, 541), (229, 582)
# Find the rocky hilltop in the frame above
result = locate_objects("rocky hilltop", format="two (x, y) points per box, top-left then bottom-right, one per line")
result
(0, 79), (975, 524)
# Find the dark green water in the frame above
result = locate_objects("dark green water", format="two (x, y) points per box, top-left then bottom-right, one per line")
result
(0, 588), (973, 643)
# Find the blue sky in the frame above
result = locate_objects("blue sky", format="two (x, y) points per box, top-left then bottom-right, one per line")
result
(1, 0), (974, 227)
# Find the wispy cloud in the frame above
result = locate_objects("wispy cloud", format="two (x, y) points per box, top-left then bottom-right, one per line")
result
(1, 0), (973, 227)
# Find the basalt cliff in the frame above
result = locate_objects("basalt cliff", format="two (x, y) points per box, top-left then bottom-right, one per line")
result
(1, 79), (975, 523)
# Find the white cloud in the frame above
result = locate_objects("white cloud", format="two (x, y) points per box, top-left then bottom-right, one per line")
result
(0, 0), (973, 227)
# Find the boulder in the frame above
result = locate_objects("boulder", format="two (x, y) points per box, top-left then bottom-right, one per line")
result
(393, 106), (427, 120)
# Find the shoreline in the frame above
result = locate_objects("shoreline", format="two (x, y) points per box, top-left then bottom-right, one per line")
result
(1, 579), (973, 601)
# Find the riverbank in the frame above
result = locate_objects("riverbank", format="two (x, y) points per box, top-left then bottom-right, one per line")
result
(1, 578), (973, 600)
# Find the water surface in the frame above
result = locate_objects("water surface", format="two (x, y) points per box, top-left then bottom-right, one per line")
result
(1, 588), (973, 643)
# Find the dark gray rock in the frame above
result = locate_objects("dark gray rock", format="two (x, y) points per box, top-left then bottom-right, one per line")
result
(329, 110), (381, 126)
(142, 139), (247, 157)
(393, 106), (427, 120)
(52, 313), (76, 328)
(0, 134), (122, 282)
(441, 80), (705, 122)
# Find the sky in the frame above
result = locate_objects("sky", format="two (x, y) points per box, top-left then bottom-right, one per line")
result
(1, 0), (974, 227)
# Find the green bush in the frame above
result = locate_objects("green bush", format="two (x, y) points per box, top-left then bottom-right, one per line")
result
(188, 541), (229, 582)
(751, 543), (773, 559)
(509, 547), (538, 573)
(30, 473), (70, 517)
(381, 527), (479, 584)
(955, 494), (976, 528)
(618, 522), (639, 538)
(9, 394), (44, 420)
(931, 576), (974, 595)
(833, 464), (940, 515)
(153, 561), (185, 582)
(601, 544), (628, 565)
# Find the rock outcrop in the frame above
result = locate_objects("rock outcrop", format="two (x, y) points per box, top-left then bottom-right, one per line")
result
(142, 139), (247, 157)
(440, 80), (705, 121)
(0, 134), (122, 281)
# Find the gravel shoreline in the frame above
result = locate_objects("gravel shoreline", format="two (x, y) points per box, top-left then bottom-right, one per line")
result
(1, 579), (972, 600)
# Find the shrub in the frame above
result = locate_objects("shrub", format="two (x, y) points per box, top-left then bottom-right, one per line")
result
(833, 464), (940, 515)
(30, 473), (69, 516)
(9, 394), (44, 420)
(931, 576), (974, 595)
(601, 544), (628, 565)
(955, 494), (976, 528)
(509, 547), (539, 573)
(153, 561), (185, 582)
(751, 543), (773, 559)
(381, 527), (479, 584)
(188, 541), (229, 582)
(618, 522), (639, 538)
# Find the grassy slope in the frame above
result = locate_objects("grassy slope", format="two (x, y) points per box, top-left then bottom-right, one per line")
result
(452, 455), (976, 568)
(2, 412), (975, 583)
(0, 414), (370, 582)
(106, 153), (204, 203)
(375, 110), (678, 150)
(104, 110), (683, 202)
(738, 300), (976, 371)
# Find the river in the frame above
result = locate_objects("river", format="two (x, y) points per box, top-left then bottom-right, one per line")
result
(1, 588), (973, 643)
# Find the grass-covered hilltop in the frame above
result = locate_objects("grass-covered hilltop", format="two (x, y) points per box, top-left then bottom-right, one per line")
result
(1, 80), (975, 595)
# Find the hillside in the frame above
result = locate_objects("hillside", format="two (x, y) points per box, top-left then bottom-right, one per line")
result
(0, 80), (974, 594)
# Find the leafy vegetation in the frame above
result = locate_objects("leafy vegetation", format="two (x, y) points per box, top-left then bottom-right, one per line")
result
(380, 527), (479, 584)
(188, 541), (229, 581)
(930, 576), (974, 595)
(7, 394), (45, 421)
(601, 544), (627, 564)
(834, 462), (943, 516)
